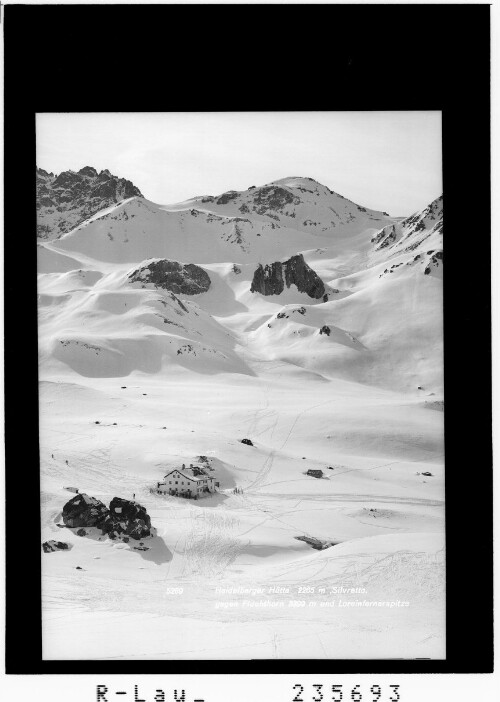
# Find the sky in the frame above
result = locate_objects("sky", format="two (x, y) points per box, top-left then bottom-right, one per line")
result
(36, 112), (442, 216)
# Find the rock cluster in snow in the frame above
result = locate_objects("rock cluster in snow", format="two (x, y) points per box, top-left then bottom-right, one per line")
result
(424, 250), (443, 275)
(42, 540), (70, 553)
(128, 259), (211, 295)
(36, 166), (143, 239)
(250, 253), (325, 299)
(62, 493), (152, 540)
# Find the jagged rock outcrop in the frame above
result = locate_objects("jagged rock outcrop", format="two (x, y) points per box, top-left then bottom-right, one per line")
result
(372, 224), (397, 250)
(62, 493), (110, 528)
(99, 498), (152, 540)
(250, 254), (325, 299)
(251, 261), (285, 296)
(128, 259), (211, 295)
(36, 166), (143, 239)
(424, 250), (443, 275)
(61, 494), (153, 541)
(251, 185), (300, 214)
(371, 195), (443, 257)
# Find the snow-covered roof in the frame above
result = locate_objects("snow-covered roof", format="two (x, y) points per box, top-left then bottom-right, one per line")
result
(162, 467), (212, 483)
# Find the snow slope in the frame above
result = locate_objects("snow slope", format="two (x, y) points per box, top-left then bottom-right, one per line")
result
(39, 176), (444, 660)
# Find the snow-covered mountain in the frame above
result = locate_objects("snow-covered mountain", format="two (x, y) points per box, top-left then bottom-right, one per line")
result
(36, 166), (143, 240)
(38, 174), (442, 392)
(40, 175), (393, 261)
(38, 173), (445, 661)
(371, 195), (443, 276)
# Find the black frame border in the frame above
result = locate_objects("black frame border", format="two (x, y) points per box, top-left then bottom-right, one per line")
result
(4, 3), (492, 675)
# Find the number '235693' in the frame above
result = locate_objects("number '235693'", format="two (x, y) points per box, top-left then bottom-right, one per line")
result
(292, 684), (401, 701)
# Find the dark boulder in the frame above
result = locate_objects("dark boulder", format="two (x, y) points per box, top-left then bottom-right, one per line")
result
(99, 498), (152, 540)
(319, 325), (331, 336)
(128, 259), (211, 295)
(250, 254), (325, 299)
(306, 469), (324, 478)
(62, 493), (110, 529)
(240, 438), (254, 446)
(110, 497), (151, 523)
(42, 540), (70, 553)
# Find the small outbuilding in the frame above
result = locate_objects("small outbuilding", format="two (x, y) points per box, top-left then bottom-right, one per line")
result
(306, 469), (323, 479)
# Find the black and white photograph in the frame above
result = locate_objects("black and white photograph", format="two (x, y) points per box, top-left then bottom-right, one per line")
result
(36, 111), (445, 661)
(3, 4), (493, 698)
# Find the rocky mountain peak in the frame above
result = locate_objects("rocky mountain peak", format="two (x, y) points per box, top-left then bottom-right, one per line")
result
(78, 166), (98, 178)
(203, 177), (392, 235)
(36, 166), (143, 240)
(37, 167), (54, 178)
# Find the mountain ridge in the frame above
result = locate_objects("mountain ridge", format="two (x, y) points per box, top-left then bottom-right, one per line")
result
(36, 166), (143, 240)
(38, 170), (443, 392)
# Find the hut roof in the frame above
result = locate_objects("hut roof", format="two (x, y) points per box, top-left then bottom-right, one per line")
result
(162, 466), (212, 483)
